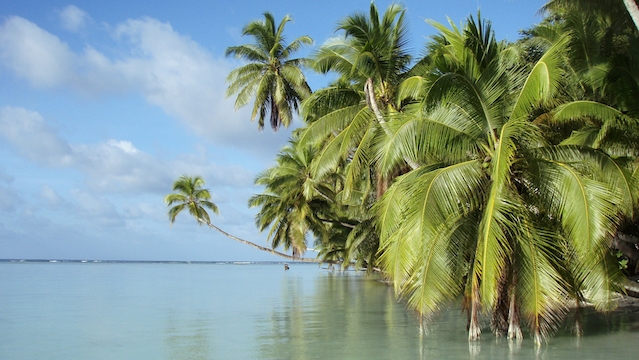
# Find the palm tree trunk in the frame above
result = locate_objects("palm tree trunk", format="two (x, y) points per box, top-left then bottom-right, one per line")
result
(623, 0), (639, 32)
(572, 298), (584, 337)
(468, 285), (482, 341)
(376, 173), (389, 198)
(491, 271), (510, 337)
(621, 277), (639, 297)
(364, 78), (420, 170)
(364, 78), (387, 126)
(507, 290), (523, 340)
(204, 220), (322, 263)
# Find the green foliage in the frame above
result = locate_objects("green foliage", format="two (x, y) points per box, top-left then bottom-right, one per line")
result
(226, 13), (312, 131)
(164, 175), (219, 226)
(239, 1), (639, 345)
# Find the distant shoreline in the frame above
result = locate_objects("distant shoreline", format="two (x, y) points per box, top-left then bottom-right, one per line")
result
(3, 259), (638, 310)
(0, 259), (317, 265)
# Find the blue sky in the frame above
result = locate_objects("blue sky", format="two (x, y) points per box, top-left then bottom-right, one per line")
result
(0, 0), (547, 261)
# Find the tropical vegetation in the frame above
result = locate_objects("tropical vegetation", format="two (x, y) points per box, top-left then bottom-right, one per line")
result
(225, 12), (312, 131)
(165, 175), (319, 261)
(168, 0), (639, 346)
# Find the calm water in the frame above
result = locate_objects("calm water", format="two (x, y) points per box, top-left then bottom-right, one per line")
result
(1, 262), (638, 359)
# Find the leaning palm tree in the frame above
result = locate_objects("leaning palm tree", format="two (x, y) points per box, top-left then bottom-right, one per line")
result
(375, 16), (628, 345)
(165, 175), (219, 227)
(248, 136), (379, 267)
(225, 12), (312, 131)
(165, 175), (320, 262)
(533, 3), (639, 275)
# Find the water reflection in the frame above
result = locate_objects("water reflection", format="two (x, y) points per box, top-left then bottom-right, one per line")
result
(257, 271), (436, 359)
(164, 311), (216, 359)
(255, 269), (639, 360)
(2, 263), (638, 359)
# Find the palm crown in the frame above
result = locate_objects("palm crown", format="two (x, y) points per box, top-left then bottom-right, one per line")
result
(226, 12), (312, 131)
(164, 175), (219, 226)
(375, 15), (630, 344)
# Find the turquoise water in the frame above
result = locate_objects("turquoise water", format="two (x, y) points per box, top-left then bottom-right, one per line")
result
(1, 262), (638, 359)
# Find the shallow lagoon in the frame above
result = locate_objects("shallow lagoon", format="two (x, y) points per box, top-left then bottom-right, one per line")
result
(1, 262), (637, 359)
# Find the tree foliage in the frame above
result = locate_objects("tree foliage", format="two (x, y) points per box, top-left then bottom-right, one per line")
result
(191, 0), (639, 345)
(226, 13), (312, 131)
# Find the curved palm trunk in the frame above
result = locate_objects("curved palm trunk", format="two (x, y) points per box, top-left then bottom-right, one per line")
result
(364, 78), (420, 170)
(376, 173), (389, 198)
(623, 0), (639, 32)
(202, 219), (322, 263)
(365, 78), (389, 127)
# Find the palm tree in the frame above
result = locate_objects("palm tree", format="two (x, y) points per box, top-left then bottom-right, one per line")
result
(165, 175), (219, 226)
(312, 2), (412, 111)
(533, 2), (639, 275)
(249, 141), (333, 257)
(225, 12), (312, 131)
(299, 2), (419, 203)
(533, 1), (639, 161)
(375, 16), (627, 345)
(165, 175), (320, 262)
(249, 138), (378, 268)
(542, 0), (639, 33)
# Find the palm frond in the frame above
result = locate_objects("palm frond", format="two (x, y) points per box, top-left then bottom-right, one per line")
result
(511, 36), (568, 121)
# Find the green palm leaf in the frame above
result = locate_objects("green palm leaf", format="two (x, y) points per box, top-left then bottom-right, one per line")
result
(225, 13), (312, 131)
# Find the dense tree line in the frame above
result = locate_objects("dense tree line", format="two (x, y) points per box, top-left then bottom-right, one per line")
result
(168, 0), (639, 345)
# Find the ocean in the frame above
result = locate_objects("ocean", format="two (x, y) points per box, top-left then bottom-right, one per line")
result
(1, 261), (638, 359)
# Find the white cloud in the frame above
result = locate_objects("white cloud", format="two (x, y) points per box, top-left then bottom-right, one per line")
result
(0, 16), (76, 88)
(0, 106), (74, 166)
(70, 189), (122, 225)
(72, 139), (166, 193)
(59, 5), (91, 32)
(0, 15), (292, 156)
(123, 201), (163, 221)
(0, 106), (255, 195)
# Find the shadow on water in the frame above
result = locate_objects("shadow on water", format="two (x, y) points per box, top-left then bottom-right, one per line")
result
(257, 270), (424, 360)
(573, 304), (639, 335)
(255, 269), (639, 360)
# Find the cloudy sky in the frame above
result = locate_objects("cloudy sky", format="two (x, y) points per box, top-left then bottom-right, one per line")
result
(0, 0), (546, 261)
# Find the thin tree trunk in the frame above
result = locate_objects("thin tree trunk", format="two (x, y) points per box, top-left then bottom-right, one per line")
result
(572, 299), (584, 337)
(365, 78), (388, 126)
(204, 220), (322, 263)
(468, 285), (482, 341)
(376, 173), (388, 198)
(623, 0), (639, 32)
(507, 289), (523, 340)
(364, 78), (420, 170)
(621, 277), (639, 297)
(491, 270), (510, 337)
(532, 328), (543, 347)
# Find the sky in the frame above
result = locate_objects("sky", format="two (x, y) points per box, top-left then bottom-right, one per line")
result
(0, 0), (548, 261)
